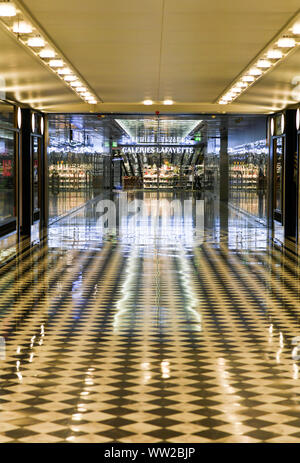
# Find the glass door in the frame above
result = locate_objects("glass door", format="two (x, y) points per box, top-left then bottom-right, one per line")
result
(298, 134), (300, 244)
(273, 137), (284, 223)
(31, 136), (41, 223)
(272, 136), (285, 243)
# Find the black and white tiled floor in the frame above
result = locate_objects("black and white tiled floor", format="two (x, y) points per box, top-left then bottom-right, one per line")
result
(1, 192), (300, 443)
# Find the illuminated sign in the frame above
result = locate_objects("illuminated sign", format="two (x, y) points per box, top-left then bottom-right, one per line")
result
(121, 146), (194, 155)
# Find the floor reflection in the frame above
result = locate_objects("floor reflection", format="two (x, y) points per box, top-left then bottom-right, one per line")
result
(0, 191), (300, 443)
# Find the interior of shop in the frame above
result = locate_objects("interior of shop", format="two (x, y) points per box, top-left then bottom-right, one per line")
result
(45, 113), (268, 227)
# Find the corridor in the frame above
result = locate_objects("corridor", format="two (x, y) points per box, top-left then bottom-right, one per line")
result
(1, 192), (300, 443)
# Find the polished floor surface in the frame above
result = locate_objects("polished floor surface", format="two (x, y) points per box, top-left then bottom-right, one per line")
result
(1, 192), (300, 443)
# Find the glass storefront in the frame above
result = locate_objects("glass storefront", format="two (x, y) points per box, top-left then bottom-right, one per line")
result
(0, 102), (16, 226)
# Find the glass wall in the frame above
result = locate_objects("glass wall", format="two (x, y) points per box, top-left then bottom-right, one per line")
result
(0, 102), (16, 226)
(228, 117), (268, 224)
(47, 115), (115, 223)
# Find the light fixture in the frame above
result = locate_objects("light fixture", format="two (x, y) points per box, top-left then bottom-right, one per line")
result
(267, 49), (283, 59)
(70, 81), (81, 87)
(28, 37), (45, 47)
(218, 13), (300, 105)
(231, 87), (242, 93)
(249, 67), (262, 76)
(57, 67), (71, 75)
(13, 21), (32, 34)
(257, 59), (272, 68)
(242, 75), (255, 82)
(31, 113), (35, 132)
(296, 108), (300, 131)
(236, 81), (248, 88)
(277, 37), (296, 48)
(64, 75), (76, 81)
(163, 99), (173, 105)
(17, 107), (21, 129)
(219, 100), (227, 105)
(0, 3), (99, 105)
(77, 86), (86, 92)
(143, 99), (153, 105)
(292, 23), (300, 35)
(39, 48), (55, 58)
(281, 113), (285, 133)
(222, 95), (234, 101)
(40, 117), (44, 135)
(270, 117), (275, 136)
(49, 59), (63, 67)
(0, 2), (16, 16)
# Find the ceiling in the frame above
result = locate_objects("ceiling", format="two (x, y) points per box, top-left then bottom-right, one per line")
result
(1, 0), (300, 113)
(115, 118), (202, 141)
(48, 113), (267, 147)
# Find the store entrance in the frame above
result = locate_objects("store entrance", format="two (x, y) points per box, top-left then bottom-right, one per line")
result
(120, 150), (204, 192)
(270, 135), (285, 243)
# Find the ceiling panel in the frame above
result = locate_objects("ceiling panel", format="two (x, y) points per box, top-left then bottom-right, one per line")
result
(0, 0), (298, 113)
(0, 21), (81, 109)
(234, 45), (300, 111)
(17, 0), (300, 112)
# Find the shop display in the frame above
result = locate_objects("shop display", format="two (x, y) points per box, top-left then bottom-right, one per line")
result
(143, 163), (179, 189)
(123, 176), (142, 189)
(49, 161), (93, 191)
(230, 161), (260, 189)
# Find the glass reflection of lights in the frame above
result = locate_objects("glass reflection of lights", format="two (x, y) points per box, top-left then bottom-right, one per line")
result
(0, 336), (5, 360)
(141, 362), (152, 385)
(216, 357), (242, 432)
(113, 248), (139, 332)
(293, 363), (299, 380)
(161, 360), (170, 379)
(177, 246), (202, 331)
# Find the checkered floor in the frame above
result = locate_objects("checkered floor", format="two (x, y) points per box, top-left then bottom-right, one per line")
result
(1, 193), (300, 443)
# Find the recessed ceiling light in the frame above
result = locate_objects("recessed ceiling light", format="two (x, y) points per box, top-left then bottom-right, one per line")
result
(267, 49), (283, 59)
(257, 59), (272, 68)
(242, 75), (255, 82)
(143, 99), (153, 105)
(28, 37), (45, 47)
(277, 37), (296, 48)
(236, 81), (248, 88)
(249, 67), (262, 76)
(70, 81), (81, 87)
(163, 99), (173, 105)
(223, 95), (233, 101)
(57, 67), (71, 75)
(231, 87), (242, 93)
(64, 75), (76, 81)
(13, 21), (32, 34)
(292, 23), (300, 35)
(0, 3), (16, 16)
(49, 59), (63, 67)
(39, 48), (55, 58)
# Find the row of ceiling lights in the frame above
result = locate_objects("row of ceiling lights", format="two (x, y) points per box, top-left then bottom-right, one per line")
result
(143, 99), (174, 105)
(0, 1), (98, 105)
(218, 21), (300, 105)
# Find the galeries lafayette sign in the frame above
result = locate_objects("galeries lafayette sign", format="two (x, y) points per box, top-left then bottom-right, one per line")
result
(121, 146), (195, 155)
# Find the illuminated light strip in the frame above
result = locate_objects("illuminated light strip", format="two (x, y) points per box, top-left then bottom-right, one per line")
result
(217, 12), (300, 105)
(0, 0), (101, 106)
